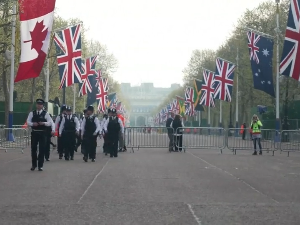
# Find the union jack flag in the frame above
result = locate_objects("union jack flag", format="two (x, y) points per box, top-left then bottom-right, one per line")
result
(214, 58), (236, 102)
(280, 0), (300, 81)
(96, 78), (109, 112)
(78, 56), (98, 96)
(199, 69), (215, 107)
(185, 86), (195, 116)
(116, 102), (124, 113)
(106, 93), (118, 109)
(95, 70), (102, 89)
(247, 31), (260, 64)
(54, 24), (82, 89)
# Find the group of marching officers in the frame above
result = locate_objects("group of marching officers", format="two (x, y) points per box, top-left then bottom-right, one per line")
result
(27, 99), (125, 171)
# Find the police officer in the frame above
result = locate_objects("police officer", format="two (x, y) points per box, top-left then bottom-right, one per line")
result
(101, 112), (109, 155)
(26, 99), (54, 171)
(81, 106), (101, 162)
(59, 106), (80, 160)
(55, 105), (67, 159)
(45, 114), (55, 161)
(77, 109), (87, 154)
(103, 108), (124, 158)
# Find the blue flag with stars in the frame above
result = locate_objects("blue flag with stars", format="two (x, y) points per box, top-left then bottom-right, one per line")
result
(247, 31), (275, 97)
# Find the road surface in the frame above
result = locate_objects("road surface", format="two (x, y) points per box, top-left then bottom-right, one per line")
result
(0, 139), (300, 224)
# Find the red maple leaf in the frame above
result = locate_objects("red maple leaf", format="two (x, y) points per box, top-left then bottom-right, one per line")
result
(24, 20), (48, 53)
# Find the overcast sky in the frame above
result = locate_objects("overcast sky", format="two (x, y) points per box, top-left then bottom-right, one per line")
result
(55, 0), (268, 88)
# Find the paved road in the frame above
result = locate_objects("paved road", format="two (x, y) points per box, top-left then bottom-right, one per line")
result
(0, 139), (300, 224)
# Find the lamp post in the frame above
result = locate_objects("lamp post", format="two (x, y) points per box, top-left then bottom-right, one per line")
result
(275, 0), (280, 134)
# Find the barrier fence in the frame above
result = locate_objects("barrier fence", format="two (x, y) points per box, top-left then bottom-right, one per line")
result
(0, 128), (29, 153)
(280, 130), (300, 156)
(175, 127), (226, 153)
(124, 127), (173, 150)
(1, 125), (299, 156)
(227, 128), (279, 155)
(124, 126), (298, 155)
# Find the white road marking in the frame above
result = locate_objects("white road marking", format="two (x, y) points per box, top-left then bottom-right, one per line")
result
(77, 159), (110, 204)
(187, 203), (202, 225)
(188, 152), (279, 204)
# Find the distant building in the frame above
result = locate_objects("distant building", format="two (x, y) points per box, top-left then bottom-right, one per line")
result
(121, 82), (180, 126)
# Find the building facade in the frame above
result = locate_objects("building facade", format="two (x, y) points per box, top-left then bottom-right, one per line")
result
(121, 83), (180, 126)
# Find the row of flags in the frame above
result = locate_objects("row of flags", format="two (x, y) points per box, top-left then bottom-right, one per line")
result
(154, 57), (237, 124)
(13, 0), (125, 114)
(154, 0), (300, 124)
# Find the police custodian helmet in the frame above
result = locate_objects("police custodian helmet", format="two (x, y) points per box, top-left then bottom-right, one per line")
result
(87, 105), (94, 111)
(36, 99), (44, 105)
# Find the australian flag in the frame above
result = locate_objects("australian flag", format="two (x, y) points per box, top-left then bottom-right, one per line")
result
(247, 31), (275, 97)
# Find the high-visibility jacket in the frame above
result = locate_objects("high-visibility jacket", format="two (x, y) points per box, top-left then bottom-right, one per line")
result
(240, 124), (244, 134)
(250, 120), (263, 134)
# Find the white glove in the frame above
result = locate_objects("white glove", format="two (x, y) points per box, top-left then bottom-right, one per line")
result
(93, 132), (97, 136)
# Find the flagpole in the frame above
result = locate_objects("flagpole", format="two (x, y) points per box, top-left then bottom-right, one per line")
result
(208, 107), (211, 126)
(45, 58), (50, 103)
(275, 0), (280, 135)
(235, 47), (239, 137)
(73, 84), (76, 113)
(219, 101), (222, 127)
(8, 4), (16, 141)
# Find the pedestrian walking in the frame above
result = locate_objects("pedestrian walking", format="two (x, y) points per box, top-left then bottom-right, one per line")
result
(59, 106), (80, 160)
(26, 99), (54, 171)
(81, 106), (101, 162)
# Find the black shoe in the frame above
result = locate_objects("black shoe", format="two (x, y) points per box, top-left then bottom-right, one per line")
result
(114, 155), (118, 158)
(65, 158), (69, 161)
(92, 159), (95, 162)
(59, 156), (62, 160)
(30, 167), (36, 171)
(105, 153), (108, 156)
(83, 157), (88, 162)
(46, 159), (50, 161)
(259, 151), (262, 155)
(110, 155), (113, 158)
(71, 157), (74, 160)
(252, 151), (257, 155)
(38, 167), (43, 171)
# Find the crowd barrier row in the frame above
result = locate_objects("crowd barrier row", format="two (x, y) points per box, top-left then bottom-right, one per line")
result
(0, 126), (299, 156)
(124, 127), (300, 156)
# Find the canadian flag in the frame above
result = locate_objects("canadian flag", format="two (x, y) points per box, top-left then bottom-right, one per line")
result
(15, 0), (56, 82)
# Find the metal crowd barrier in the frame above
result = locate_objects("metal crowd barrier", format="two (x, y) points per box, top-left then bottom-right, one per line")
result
(280, 130), (300, 156)
(0, 128), (30, 153)
(124, 127), (173, 151)
(175, 127), (226, 153)
(227, 128), (279, 155)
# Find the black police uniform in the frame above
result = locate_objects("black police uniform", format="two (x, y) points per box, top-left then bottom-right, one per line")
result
(62, 114), (77, 160)
(102, 114), (109, 155)
(45, 124), (52, 161)
(106, 116), (121, 157)
(83, 116), (98, 161)
(57, 114), (65, 159)
(77, 111), (86, 153)
(30, 110), (48, 170)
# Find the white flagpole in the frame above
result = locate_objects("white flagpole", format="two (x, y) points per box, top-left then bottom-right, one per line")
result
(208, 107), (211, 126)
(45, 58), (50, 102)
(219, 101), (222, 127)
(8, 4), (16, 140)
(235, 47), (239, 136)
(73, 84), (76, 113)
(275, 0), (280, 133)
